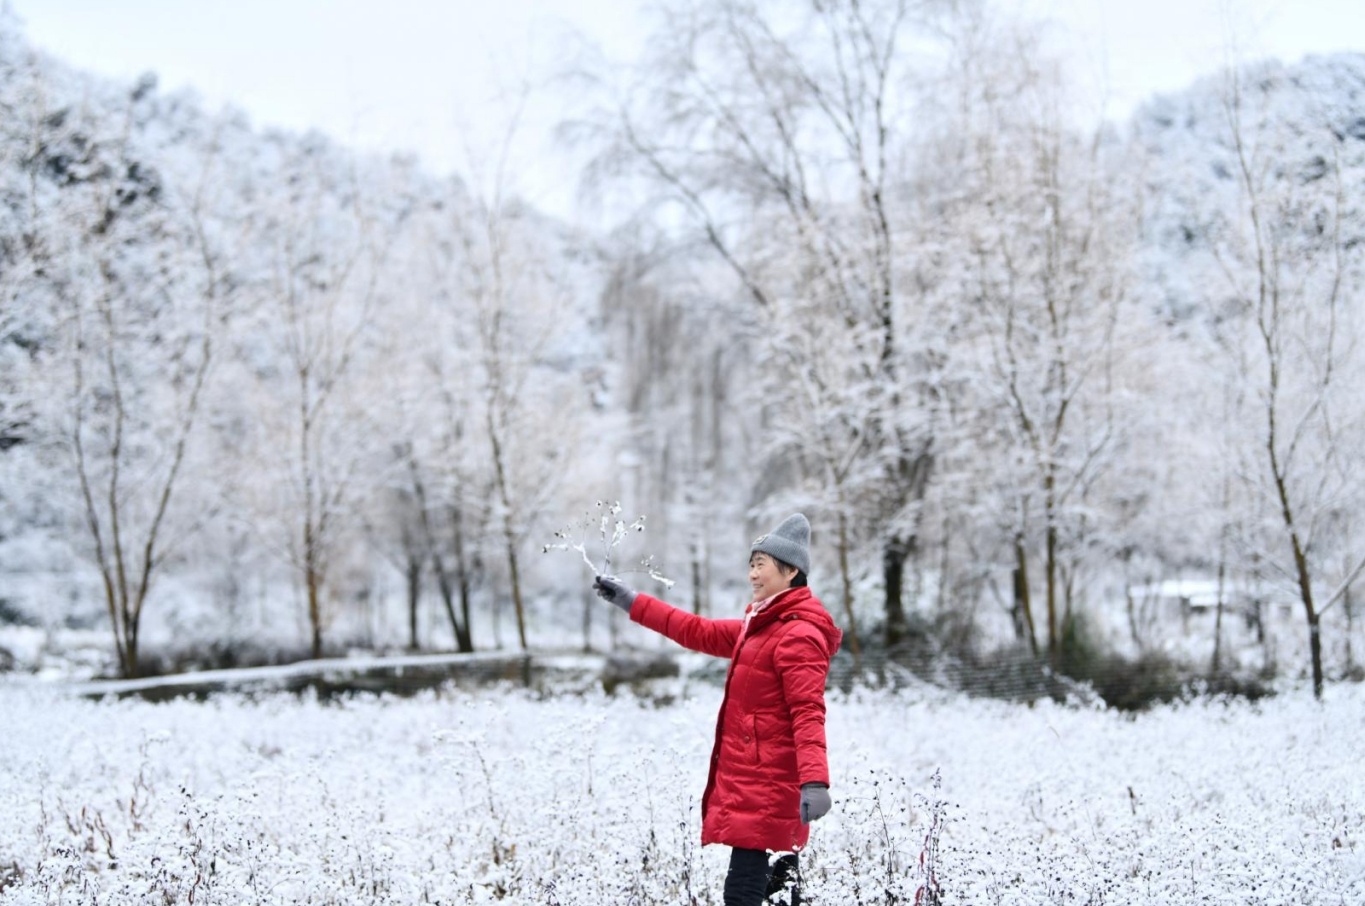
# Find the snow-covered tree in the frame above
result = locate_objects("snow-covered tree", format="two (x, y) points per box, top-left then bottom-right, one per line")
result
(368, 178), (493, 654)
(455, 192), (592, 651)
(238, 136), (402, 659)
(585, 0), (955, 644)
(921, 9), (1144, 661)
(36, 84), (232, 676)
(1134, 54), (1365, 694)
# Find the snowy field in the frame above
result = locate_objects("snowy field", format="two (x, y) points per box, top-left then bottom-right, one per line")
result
(2, 677), (1361, 905)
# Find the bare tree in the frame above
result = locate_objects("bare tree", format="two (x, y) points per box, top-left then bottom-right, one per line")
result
(46, 96), (233, 676)
(365, 429), (483, 655)
(364, 455), (428, 651)
(396, 435), (481, 654)
(357, 175), (493, 655)
(936, 15), (1139, 661)
(409, 89), (593, 652)
(450, 196), (583, 651)
(249, 139), (399, 659)
(1195, 61), (1365, 698)
(755, 293), (876, 660)
(583, 0), (948, 644)
(416, 347), (492, 655)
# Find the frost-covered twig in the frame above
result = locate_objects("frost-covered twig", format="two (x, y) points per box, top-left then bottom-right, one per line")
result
(915, 768), (945, 906)
(542, 501), (674, 588)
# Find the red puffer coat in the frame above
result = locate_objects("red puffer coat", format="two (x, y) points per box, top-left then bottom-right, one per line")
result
(629, 586), (842, 852)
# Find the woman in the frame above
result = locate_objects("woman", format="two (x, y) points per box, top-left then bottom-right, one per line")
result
(593, 513), (842, 906)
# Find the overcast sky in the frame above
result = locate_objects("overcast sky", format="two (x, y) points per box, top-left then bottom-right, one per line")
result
(9, 0), (1363, 222)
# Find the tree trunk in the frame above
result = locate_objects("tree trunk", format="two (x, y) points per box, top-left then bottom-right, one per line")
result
(304, 504), (325, 661)
(1307, 610), (1323, 699)
(432, 553), (473, 654)
(487, 406), (528, 651)
(506, 538), (528, 651)
(883, 534), (910, 647)
(691, 550), (704, 616)
(883, 450), (934, 648)
(1125, 588), (1141, 652)
(458, 579), (473, 653)
(405, 551), (421, 651)
(100, 573), (131, 677)
(837, 512), (862, 664)
(1212, 559), (1226, 675)
(1013, 539), (1038, 656)
(1290, 533), (1324, 699)
(115, 587), (143, 678)
(1270, 414), (1324, 697)
(1043, 465), (1060, 663)
(452, 511), (474, 653)
(582, 586), (593, 653)
(1045, 520), (1059, 664)
(1345, 587), (1356, 675)
(428, 503), (475, 654)
(306, 563), (323, 660)
(302, 385), (324, 660)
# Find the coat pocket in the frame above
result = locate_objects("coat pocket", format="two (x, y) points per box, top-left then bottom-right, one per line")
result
(729, 712), (760, 765)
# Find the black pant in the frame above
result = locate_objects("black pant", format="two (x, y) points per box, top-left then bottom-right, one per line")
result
(723, 848), (801, 906)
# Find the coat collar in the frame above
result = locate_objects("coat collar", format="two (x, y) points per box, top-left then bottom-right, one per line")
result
(744, 586), (814, 632)
(742, 586), (842, 655)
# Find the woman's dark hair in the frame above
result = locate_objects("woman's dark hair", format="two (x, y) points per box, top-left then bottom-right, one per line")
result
(774, 558), (807, 588)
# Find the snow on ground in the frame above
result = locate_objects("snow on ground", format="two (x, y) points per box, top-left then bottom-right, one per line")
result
(1, 677), (1361, 904)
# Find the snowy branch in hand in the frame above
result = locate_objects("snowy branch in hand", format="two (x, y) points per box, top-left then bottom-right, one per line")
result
(542, 500), (674, 588)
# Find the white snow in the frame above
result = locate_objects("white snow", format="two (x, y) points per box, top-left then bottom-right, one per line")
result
(1, 677), (1360, 904)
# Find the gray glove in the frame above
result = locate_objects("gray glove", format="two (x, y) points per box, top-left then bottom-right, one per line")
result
(593, 575), (637, 613)
(800, 783), (831, 824)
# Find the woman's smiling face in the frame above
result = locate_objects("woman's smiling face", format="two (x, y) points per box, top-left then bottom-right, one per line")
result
(749, 551), (795, 602)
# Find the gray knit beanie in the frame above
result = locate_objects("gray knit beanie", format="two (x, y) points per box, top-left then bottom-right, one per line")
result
(750, 514), (811, 574)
